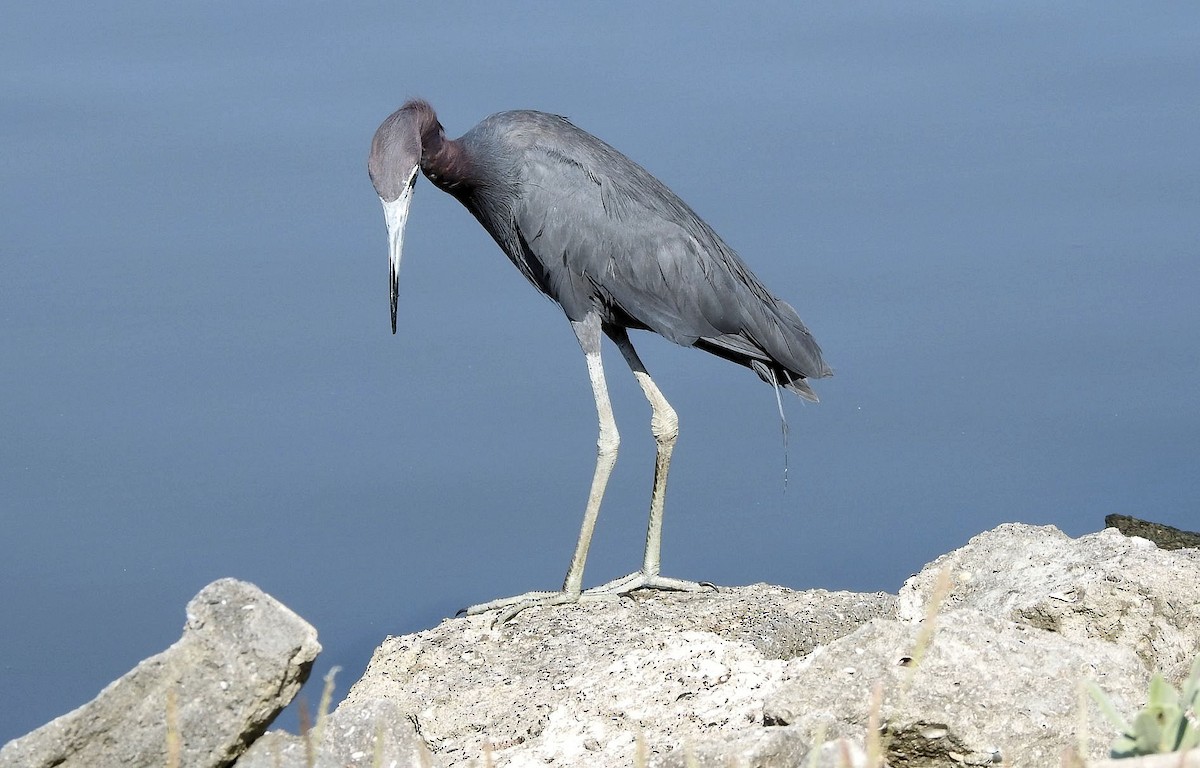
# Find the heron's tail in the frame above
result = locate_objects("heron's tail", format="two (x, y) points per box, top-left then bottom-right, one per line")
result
(762, 296), (831, 400)
(694, 291), (830, 401)
(752, 360), (822, 402)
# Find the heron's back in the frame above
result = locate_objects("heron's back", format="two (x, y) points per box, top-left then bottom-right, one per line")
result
(455, 110), (831, 398)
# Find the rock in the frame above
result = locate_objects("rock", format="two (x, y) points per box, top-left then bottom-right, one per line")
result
(9, 523), (1196, 768)
(237, 524), (1195, 767)
(0, 579), (320, 768)
(659, 728), (811, 768)
(897, 523), (1200, 684)
(235, 699), (430, 768)
(1089, 748), (1200, 767)
(336, 585), (892, 767)
(764, 609), (1150, 767)
(1105, 513), (1200, 551)
(659, 728), (870, 768)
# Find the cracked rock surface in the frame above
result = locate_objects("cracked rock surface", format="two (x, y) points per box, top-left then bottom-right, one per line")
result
(898, 524), (1200, 683)
(338, 586), (892, 767)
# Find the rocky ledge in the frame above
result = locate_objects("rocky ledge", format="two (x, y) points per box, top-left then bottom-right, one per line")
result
(3, 521), (1198, 768)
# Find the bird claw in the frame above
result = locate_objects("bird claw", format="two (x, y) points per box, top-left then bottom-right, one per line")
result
(462, 590), (560, 615)
(461, 590), (620, 626)
(458, 575), (717, 626)
(583, 572), (718, 596)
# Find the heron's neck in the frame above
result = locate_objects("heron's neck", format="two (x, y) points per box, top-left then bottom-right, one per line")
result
(422, 134), (471, 194)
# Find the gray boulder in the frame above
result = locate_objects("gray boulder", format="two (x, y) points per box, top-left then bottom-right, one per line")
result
(304, 523), (1195, 767)
(659, 729), (869, 768)
(235, 698), (430, 768)
(326, 585), (893, 768)
(764, 609), (1149, 766)
(897, 523), (1200, 684)
(0, 579), (320, 768)
(10, 522), (1198, 768)
(1105, 513), (1200, 551)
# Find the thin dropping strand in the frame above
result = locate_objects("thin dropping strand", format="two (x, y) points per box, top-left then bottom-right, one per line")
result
(767, 368), (790, 491)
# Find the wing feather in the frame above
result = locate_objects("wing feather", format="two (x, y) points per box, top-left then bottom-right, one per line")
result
(478, 112), (829, 385)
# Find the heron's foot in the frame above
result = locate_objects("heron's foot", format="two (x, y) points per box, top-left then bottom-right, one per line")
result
(461, 589), (620, 626)
(583, 571), (718, 596)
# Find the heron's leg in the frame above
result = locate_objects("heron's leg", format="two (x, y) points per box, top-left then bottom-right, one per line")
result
(561, 315), (621, 594)
(585, 328), (714, 596)
(462, 314), (621, 623)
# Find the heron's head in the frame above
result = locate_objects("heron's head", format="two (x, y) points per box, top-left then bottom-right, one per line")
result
(369, 99), (440, 333)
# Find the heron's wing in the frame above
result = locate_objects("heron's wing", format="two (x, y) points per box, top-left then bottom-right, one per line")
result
(510, 140), (829, 382)
(512, 146), (740, 335)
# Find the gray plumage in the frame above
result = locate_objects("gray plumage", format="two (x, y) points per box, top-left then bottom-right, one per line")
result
(374, 102), (830, 397)
(368, 99), (831, 622)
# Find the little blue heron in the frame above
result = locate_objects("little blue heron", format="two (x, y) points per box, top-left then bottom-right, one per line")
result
(368, 99), (831, 623)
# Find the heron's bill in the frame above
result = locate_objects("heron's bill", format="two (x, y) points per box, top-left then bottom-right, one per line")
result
(381, 180), (415, 334)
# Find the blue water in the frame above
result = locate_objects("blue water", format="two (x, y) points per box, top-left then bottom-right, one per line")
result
(2, 2), (1197, 743)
